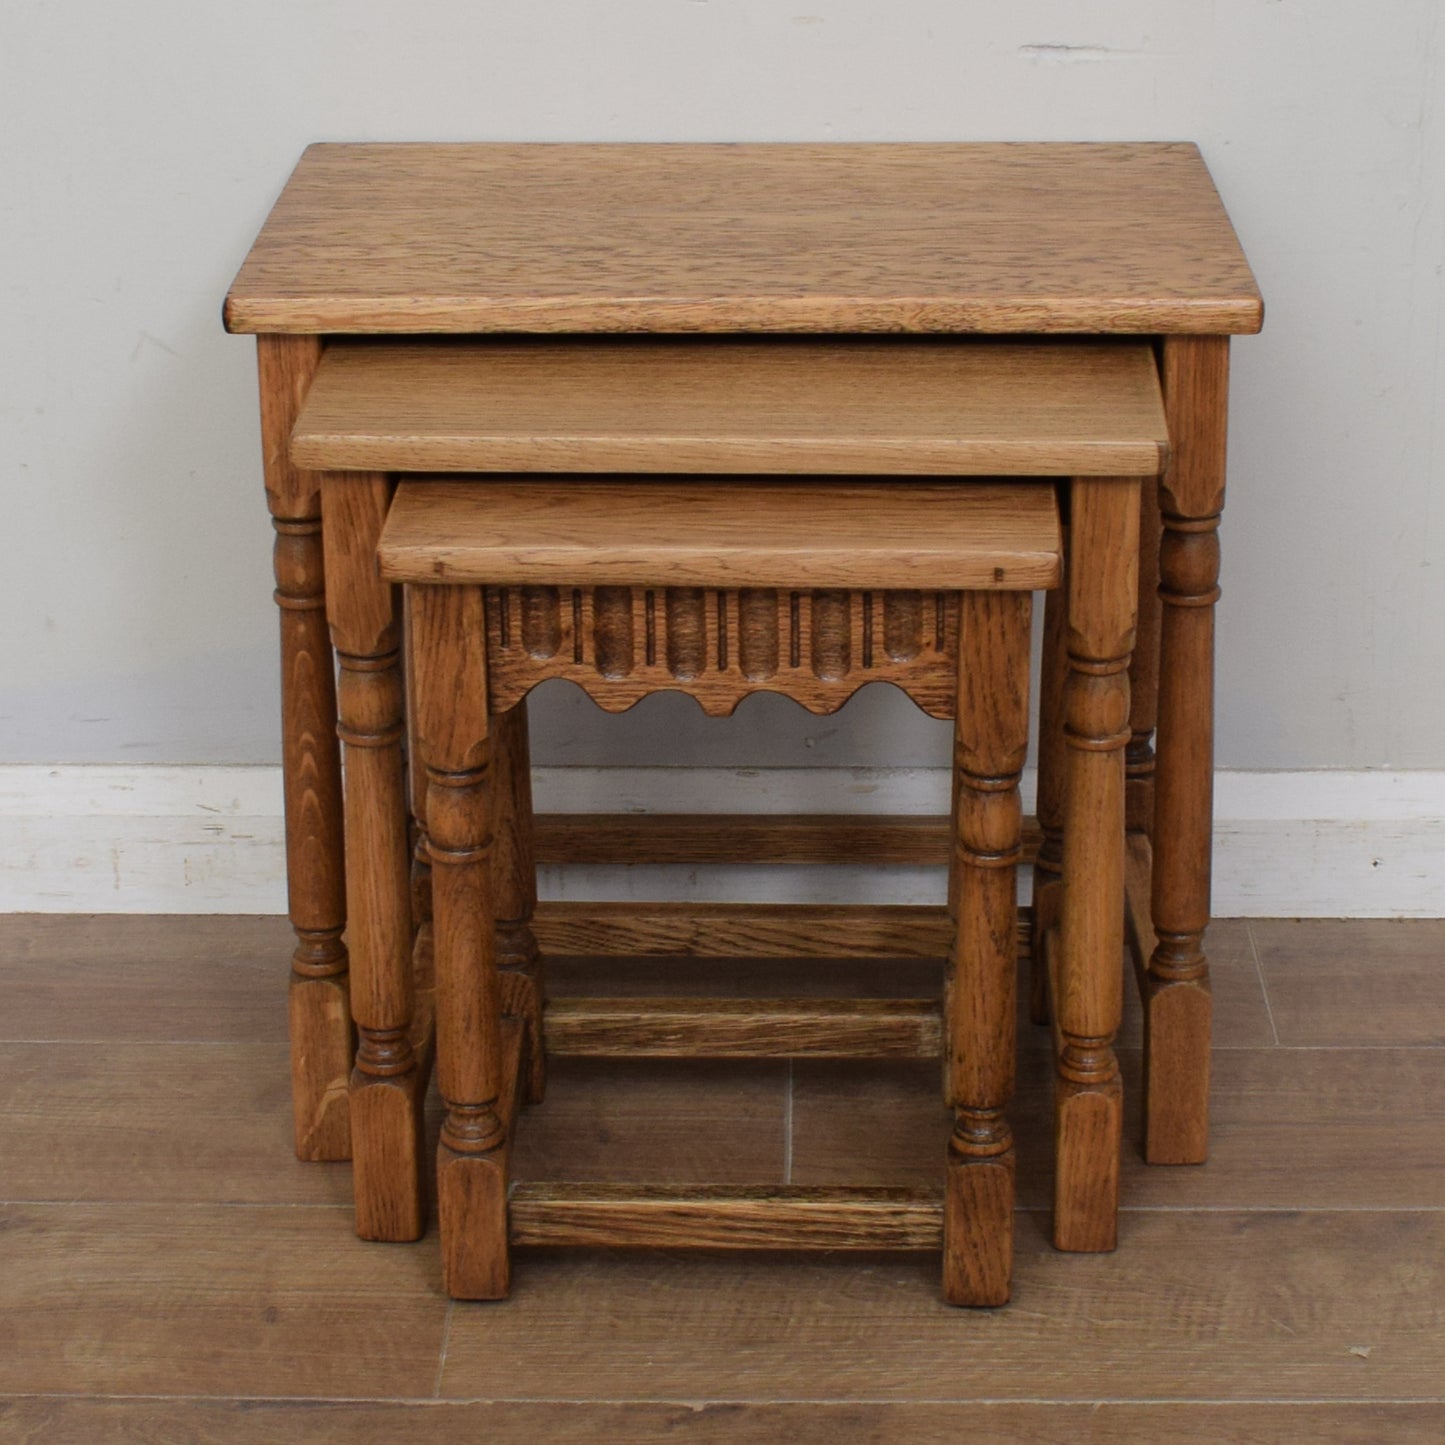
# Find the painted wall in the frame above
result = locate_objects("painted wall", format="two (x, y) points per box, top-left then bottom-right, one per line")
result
(4, 1), (1442, 770)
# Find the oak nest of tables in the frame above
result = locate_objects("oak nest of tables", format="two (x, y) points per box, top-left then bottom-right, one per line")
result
(224, 142), (1261, 1298)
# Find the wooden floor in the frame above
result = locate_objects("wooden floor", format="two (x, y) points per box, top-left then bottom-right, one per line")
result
(2, 914), (1444, 1442)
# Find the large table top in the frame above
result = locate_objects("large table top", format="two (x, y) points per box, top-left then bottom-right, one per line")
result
(224, 143), (1261, 337)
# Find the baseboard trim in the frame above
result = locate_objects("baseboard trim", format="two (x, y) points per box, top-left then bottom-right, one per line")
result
(2, 765), (1441, 918)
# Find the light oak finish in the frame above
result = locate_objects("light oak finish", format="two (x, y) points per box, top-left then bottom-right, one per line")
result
(410, 584), (514, 1299)
(378, 479), (1064, 590)
(257, 335), (352, 1163)
(492, 705), (546, 1105)
(1030, 517), (1069, 1023)
(228, 140), (1255, 1290)
(1147, 335), (1229, 1163)
(481, 583), (966, 721)
(379, 480), (1059, 730)
(294, 339), (1169, 477)
(1054, 478), (1140, 1251)
(509, 1184), (944, 1251)
(399, 470), (1047, 1302)
(945, 590), (1031, 1303)
(543, 996), (942, 1060)
(224, 143), (1262, 334)
(531, 900), (1030, 962)
(530, 811), (999, 866)
(1127, 477), (1164, 833)
(321, 472), (423, 1242)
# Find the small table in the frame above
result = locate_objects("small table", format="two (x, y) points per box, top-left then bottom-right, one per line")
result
(225, 142), (1261, 1243)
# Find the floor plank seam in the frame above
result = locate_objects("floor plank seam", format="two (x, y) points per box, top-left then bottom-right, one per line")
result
(6, 1392), (1445, 1407)
(432, 1302), (455, 1399)
(0, 1038), (293, 1046)
(1112, 1204), (1445, 1213)
(8, 1200), (1445, 1214)
(1213, 1043), (1445, 1052)
(0, 1199), (355, 1210)
(1245, 919), (1283, 1046)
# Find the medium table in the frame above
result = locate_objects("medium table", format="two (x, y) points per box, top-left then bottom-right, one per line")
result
(225, 142), (1261, 1239)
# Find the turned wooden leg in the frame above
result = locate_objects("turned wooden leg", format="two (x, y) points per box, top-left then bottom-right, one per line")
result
(258, 335), (352, 1163)
(1145, 336), (1228, 1164)
(1054, 478), (1139, 1253)
(323, 473), (421, 1241)
(493, 701), (546, 1104)
(1030, 512), (1068, 1025)
(403, 587), (433, 930)
(412, 585), (512, 1299)
(944, 591), (1030, 1307)
(1127, 477), (1163, 836)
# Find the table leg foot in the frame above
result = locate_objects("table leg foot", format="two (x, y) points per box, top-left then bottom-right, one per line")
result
(1052, 1071), (1122, 1253)
(1143, 972), (1212, 1163)
(944, 1143), (1014, 1305)
(438, 1141), (511, 1300)
(288, 955), (352, 1161)
(351, 1061), (425, 1242)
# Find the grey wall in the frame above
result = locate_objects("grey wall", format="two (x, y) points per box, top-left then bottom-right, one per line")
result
(4, 1), (1442, 770)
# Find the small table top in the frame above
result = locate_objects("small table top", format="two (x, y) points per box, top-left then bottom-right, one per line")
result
(225, 143), (1261, 337)
(378, 478), (1063, 592)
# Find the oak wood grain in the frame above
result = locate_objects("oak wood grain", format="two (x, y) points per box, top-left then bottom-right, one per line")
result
(544, 996), (941, 1059)
(531, 901), (1032, 960)
(257, 335), (351, 1163)
(545, 954), (943, 1002)
(1147, 334), (1231, 1163)
(944, 589), (1031, 1304)
(1053, 478), (1140, 1250)
(321, 472), (422, 1237)
(509, 1183), (943, 1251)
(530, 812), (973, 866)
(225, 143), (1262, 335)
(479, 583), (969, 722)
(379, 480), (1062, 591)
(293, 339), (1168, 477)
(410, 583), (513, 1297)
(1128, 831), (1211, 1162)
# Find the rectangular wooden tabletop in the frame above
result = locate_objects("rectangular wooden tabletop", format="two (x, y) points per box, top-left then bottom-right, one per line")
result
(225, 143), (1261, 336)
(377, 479), (1062, 591)
(291, 338), (1168, 476)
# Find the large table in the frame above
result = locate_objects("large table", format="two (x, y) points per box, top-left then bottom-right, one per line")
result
(225, 142), (1261, 1245)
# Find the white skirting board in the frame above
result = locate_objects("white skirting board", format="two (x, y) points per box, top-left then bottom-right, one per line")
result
(1, 765), (1441, 918)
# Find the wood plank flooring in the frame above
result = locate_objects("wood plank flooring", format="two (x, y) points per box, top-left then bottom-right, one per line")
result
(1, 914), (1443, 1441)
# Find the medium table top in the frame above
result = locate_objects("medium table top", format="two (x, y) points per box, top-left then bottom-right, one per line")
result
(225, 143), (1261, 336)
(291, 338), (1168, 477)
